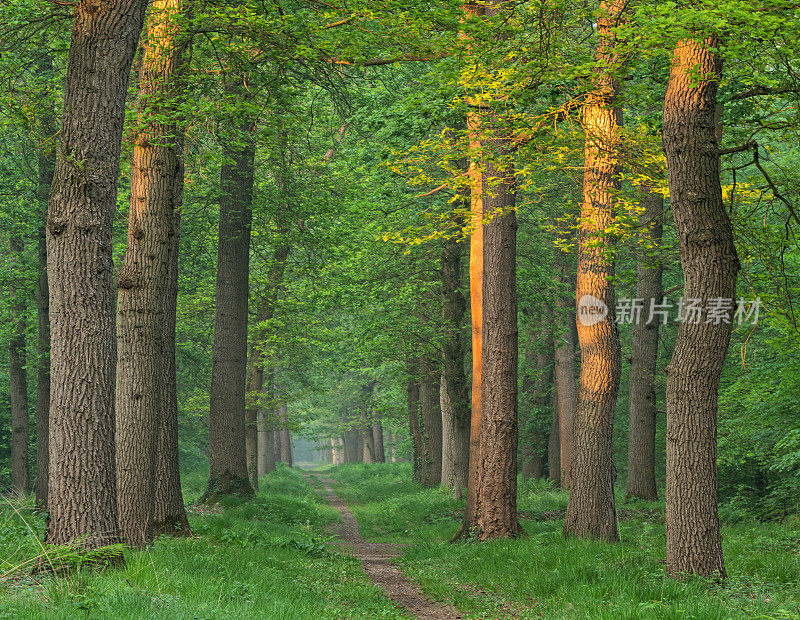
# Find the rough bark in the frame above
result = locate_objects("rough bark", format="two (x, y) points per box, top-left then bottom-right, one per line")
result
(663, 35), (735, 580)
(563, 0), (626, 543)
(331, 437), (344, 465)
(474, 141), (520, 540)
(35, 53), (56, 510)
(202, 95), (256, 502)
(553, 247), (577, 489)
(418, 356), (443, 487)
(116, 0), (188, 547)
(440, 234), (470, 497)
(46, 0), (148, 553)
(626, 187), (663, 501)
(152, 204), (190, 538)
(9, 235), (30, 496)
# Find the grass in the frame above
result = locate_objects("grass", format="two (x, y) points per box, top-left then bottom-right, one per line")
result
(326, 463), (800, 619)
(2, 462), (798, 619)
(0, 465), (412, 619)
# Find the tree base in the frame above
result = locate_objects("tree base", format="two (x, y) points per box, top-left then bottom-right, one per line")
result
(200, 471), (254, 505)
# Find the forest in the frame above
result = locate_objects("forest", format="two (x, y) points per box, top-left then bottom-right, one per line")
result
(1, 0), (799, 617)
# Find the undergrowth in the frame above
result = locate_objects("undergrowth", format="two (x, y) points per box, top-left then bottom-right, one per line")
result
(327, 462), (800, 619)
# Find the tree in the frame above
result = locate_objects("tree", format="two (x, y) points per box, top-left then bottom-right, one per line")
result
(116, 0), (190, 547)
(440, 232), (470, 497)
(9, 233), (29, 496)
(563, 0), (626, 543)
(45, 0), (149, 552)
(626, 187), (663, 500)
(662, 34), (736, 579)
(202, 82), (256, 502)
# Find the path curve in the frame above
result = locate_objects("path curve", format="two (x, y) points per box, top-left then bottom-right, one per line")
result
(306, 472), (462, 620)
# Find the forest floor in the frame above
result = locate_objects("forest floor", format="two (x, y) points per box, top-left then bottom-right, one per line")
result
(0, 463), (798, 619)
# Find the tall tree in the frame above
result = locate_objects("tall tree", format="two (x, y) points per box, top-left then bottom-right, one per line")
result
(153, 204), (190, 537)
(202, 84), (256, 502)
(563, 0), (626, 543)
(34, 52), (56, 510)
(553, 246), (576, 488)
(9, 234), (30, 496)
(440, 233), (470, 497)
(626, 187), (663, 500)
(418, 356), (442, 487)
(663, 34), (736, 579)
(46, 0), (148, 551)
(116, 0), (190, 547)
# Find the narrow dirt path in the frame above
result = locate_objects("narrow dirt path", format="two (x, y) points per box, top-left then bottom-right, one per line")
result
(305, 472), (462, 620)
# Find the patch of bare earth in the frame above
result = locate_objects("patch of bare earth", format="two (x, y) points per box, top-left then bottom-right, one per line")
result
(306, 473), (463, 620)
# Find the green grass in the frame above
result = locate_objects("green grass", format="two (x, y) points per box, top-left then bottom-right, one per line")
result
(327, 463), (800, 619)
(0, 465), (412, 619)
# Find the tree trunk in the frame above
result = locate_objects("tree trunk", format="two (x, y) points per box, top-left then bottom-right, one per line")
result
(343, 408), (361, 464)
(202, 95), (255, 502)
(360, 383), (376, 464)
(474, 138), (520, 540)
(152, 204), (190, 538)
(372, 411), (386, 463)
(663, 35), (735, 580)
(553, 247), (577, 489)
(331, 437), (344, 465)
(258, 370), (276, 475)
(45, 0), (148, 553)
(548, 391), (561, 484)
(278, 402), (292, 467)
(521, 311), (553, 480)
(419, 356), (443, 487)
(563, 0), (626, 543)
(9, 235), (30, 496)
(246, 244), (289, 487)
(454, 0), (485, 540)
(626, 187), (663, 500)
(35, 53), (56, 510)
(440, 234), (470, 498)
(116, 0), (188, 547)
(407, 358), (423, 482)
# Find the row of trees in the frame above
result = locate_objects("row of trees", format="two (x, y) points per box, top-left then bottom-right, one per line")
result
(1, 0), (798, 584)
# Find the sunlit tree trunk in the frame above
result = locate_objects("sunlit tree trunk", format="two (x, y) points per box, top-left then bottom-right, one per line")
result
(563, 0), (626, 543)
(116, 0), (189, 547)
(626, 187), (663, 500)
(663, 35), (735, 580)
(46, 0), (148, 553)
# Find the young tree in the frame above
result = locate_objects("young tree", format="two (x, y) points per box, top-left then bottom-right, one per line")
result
(46, 0), (149, 551)
(662, 34), (736, 579)
(563, 0), (626, 543)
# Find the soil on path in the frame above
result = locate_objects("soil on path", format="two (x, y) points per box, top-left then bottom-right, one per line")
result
(306, 472), (462, 620)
